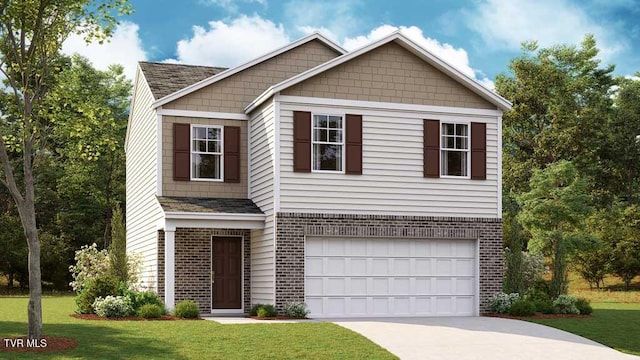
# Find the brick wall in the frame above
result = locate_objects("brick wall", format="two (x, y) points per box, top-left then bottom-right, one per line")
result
(274, 213), (503, 315)
(157, 228), (251, 313)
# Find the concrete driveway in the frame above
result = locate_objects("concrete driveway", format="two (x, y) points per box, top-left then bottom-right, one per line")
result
(331, 317), (638, 360)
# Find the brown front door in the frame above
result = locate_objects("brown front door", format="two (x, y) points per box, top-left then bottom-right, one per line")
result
(212, 237), (242, 309)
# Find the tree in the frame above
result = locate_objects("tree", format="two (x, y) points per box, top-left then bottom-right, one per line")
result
(109, 204), (127, 283)
(517, 160), (593, 297)
(495, 35), (616, 199)
(0, 0), (131, 339)
(610, 205), (640, 288)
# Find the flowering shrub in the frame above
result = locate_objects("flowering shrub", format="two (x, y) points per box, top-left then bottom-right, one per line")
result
(489, 292), (521, 314)
(69, 243), (109, 292)
(93, 295), (133, 318)
(283, 302), (309, 318)
(553, 295), (580, 314)
(522, 252), (546, 288)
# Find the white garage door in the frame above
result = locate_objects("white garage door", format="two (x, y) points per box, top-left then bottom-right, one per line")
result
(305, 237), (477, 318)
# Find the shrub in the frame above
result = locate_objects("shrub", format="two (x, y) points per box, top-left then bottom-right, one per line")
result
(93, 295), (133, 317)
(508, 299), (537, 316)
(575, 297), (593, 315)
(174, 300), (199, 318)
(489, 292), (520, 314)
(135, 291), (164, 311)
(256, 304), (277, 318)
(75, 274), (120, 314)
(69, 243), (109, 292)
(109, 205), (128, 283)
(283, 302), (309, 318)
(249, 303), (265, 316)
(524, 288), (553, 313)
(553, 294), (580, 314)
(138, 304), (164, 319)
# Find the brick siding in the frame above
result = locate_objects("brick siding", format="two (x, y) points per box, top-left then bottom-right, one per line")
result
(157, 228), (251, 314)
(275, 213), (503, 314)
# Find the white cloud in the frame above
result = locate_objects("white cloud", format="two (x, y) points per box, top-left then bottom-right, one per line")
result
(164, 15), (290, 67)
(342, 25), (495, 90)
(62, 21), (147, 80)
(285, 0), (362, 40)
(465, 0), (625, 60)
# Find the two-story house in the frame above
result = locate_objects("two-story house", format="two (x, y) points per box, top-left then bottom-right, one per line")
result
(125, 31), (511, 318)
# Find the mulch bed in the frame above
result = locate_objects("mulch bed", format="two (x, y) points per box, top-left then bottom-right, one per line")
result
(488, 313), (593, 320)
(71, 314), (202, 321)
(0, 336), (78, 353)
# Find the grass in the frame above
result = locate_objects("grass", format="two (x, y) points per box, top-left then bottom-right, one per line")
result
(529, 303), (640, 356)
(0, 297), (396, 359)
(524, 272), (640, 356)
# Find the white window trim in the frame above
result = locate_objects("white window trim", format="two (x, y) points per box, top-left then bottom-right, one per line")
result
(190, 124), (224, 182)
(311, 112), (346, 174)
(440, 121), (471, 179)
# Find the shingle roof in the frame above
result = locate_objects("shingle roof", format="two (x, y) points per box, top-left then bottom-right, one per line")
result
(157, 196), (263, 214)
(139, 62), (227, 99)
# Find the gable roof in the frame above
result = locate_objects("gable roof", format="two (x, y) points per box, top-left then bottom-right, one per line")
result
(245, 31), (512, 113)
(138, 62), (227, 99)
(151, 32), (347, 109)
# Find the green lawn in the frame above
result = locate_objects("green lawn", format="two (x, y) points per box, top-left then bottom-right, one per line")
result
(529, 303), (640, 356)
(0, 297), (396, 359)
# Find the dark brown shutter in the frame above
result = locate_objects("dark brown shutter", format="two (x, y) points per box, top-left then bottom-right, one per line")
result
(471, 122), (486, 180)
(293, 111), (311, 172)
(423, 119), (440, 178)
(173, 123), (190, 181)
(345, 114), (362, 175)
(224, 126), (241, 183)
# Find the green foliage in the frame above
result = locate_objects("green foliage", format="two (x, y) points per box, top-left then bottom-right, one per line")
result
(256, 304), (278, 318)
(283, 302), (309, 318)
(517, 160), (593, 297)
(75, 274), (119, 314)
(503, 211), (525, 294)
(0, 212), (27, 288)
(553, 295), (580, 315)
(134, 292), (165, 312)
(137, 304), (164, 319)
(525, 288), (554, 314)
(249, 303), (265, 316)
(508, 299), (537, 316)
(489, 293), (521, 314)
(575, 298), (593, 315)
(174, 300), (199, 319)
(93, 295), (133, 318)
(109, 204), (127, 283)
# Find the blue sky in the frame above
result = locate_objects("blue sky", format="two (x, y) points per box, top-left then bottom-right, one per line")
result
(63, 0), (640, 87)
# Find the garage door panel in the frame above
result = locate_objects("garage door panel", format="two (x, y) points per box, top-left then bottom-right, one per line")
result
(305, 237), (476, 317)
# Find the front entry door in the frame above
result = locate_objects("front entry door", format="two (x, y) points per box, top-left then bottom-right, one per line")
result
(212, 237), (242, 309)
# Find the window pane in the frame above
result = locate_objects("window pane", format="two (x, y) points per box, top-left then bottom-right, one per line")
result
(328, 116), (342, 129)
(313, 144), (342, 171)
(441, 150), (467, 176)
(208, 140), (220, 153)
(444, 136), (454, 149)
(314, 115), (328, 128)
(193, 140), (206, 152)
(443, 123), (454, 135)
(314, 129), (327, 142)
(192, 154), (221, 179)
(456, 124), (468, 136)
(329, 129), (342, 142)
(456, 137), (468, 150)
(207, 128), (220, 140)
(194, 127), (207, 139)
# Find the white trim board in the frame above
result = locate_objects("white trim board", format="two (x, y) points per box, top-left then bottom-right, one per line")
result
(157, 108), (249, 120)
(156, 113), (163, 196)
(276, 95), (503, 117)
(245, 31), (513, 113)
(152, 32), (346, 109)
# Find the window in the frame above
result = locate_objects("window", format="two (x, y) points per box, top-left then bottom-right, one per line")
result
(312, 114), (344, 172)
(441, 123), (469, 177)
(191, 125), (222, 180)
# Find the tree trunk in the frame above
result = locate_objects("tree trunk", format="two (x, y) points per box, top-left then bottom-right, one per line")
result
(17, 201), (43, 339)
